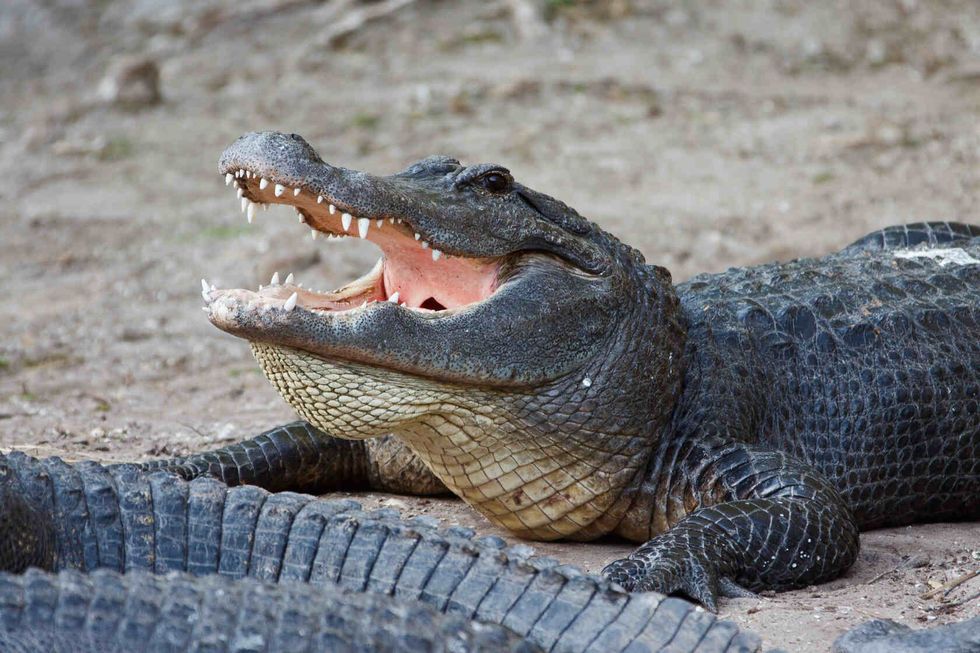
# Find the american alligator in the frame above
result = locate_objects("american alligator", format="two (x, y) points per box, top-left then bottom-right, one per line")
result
(189, 132), (978, 610)
(0, 451), (758, 652)
(2, 132), (978, 651)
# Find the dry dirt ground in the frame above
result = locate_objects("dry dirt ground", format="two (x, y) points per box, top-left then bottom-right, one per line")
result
(1, 1), (978, 651)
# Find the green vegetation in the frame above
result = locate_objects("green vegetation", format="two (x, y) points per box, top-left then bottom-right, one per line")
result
(351, 112), (381, 129)
(97, 135), (136, 161)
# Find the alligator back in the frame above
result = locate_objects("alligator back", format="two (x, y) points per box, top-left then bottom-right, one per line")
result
(675, 231), (979, 529)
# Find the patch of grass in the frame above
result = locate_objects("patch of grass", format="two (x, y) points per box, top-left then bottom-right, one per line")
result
(0, 358), (9, 370)
(439, 29), (504, 51)
(98, 135), (136, 161)
(351, 113), (381, 129)
(812, 171), (835, 184)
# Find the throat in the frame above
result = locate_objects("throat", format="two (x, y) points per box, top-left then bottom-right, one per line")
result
(381, 243), (498, 310)
(397, 411), (640, 541)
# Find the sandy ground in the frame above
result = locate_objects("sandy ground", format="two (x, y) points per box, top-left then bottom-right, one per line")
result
(1, 1), (978, 650)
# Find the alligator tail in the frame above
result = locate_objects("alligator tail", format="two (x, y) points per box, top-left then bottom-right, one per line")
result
(0, 451), (760, 653)
(842, 221), (980, 254)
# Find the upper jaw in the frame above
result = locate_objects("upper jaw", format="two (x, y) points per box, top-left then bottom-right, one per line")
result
(219, 131), (612, 274)
(219, 134), (504, 313)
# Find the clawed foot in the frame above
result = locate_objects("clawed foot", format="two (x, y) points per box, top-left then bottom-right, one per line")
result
(602, 546), (756, 612)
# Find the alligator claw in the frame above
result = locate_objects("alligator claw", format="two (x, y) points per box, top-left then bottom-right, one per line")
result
(717, 576), (759, 599)
(602, 548), (723, 612)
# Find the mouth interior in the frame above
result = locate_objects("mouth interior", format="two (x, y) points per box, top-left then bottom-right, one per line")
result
(221, 168), (500, 314)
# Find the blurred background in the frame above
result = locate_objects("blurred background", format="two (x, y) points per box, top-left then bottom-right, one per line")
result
(1, 2), (978, 648)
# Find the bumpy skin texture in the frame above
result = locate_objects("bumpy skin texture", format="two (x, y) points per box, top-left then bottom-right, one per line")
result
(0, 452), (761, 653)
(604, 224), (980, 605)
(0, 569), (535, 653)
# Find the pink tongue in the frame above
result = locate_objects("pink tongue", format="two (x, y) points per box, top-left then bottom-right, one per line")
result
(381, 240), (497, 309)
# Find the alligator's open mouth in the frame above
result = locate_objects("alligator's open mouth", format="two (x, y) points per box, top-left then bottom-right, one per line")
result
(206, 167), (501, 316)
(203, 132), (611, 387)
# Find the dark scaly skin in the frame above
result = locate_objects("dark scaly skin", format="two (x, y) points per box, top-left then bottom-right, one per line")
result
(202, 135), (980, 613)
(832, 617), (980, 653)
(0, 569), (536, 653)
(0, 451), (761, 653)
(605, 223), (979, 602)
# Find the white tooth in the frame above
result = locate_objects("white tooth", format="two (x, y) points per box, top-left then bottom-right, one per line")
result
(283, 292), (298, 312)
(310, 229), (317, 240)
(259, 284), (263, 291)
(237, 188), (244, 199)
(274, 184), (285, 197)
(388, 291), (399, 303)
(246, 171), (252, 179)
(271, 271), (280, 285)
(259, 178), (269, 190)
(432, 249), (442, 261)
(329, 204), (336, 215)
(201, 279), (209, 293)
(284, 273), (294, 284)
(397, 218), (403, 223)
(247, 202), (256, 223)
(293, 188), (301, 197)
(414, 233), (420, 240)
(225, 173), (233, 186)
(341, 213), (352, 231)
(357, 217), (370, 239)
(361, 301), (367, 308)
(297, 282), (303, 288)
(202, 306), (210, 312)
(317, 195), (324, 204)
(297, 213), (304, 223)
(389, 218), (395, 224)
(376, 219), (383, 228)
(421, 241), (429, 249)
(210, 284), (216, 291)
(241, 198), (248, 212)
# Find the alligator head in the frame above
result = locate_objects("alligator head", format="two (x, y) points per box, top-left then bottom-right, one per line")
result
(206, 131), (685, 540)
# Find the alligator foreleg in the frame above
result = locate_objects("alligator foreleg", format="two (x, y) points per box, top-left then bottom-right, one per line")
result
(132, 421), (448, 495)
(605, 438), (860, 611)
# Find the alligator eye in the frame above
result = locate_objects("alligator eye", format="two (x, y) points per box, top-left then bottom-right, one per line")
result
(480, 172), (510, 193)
